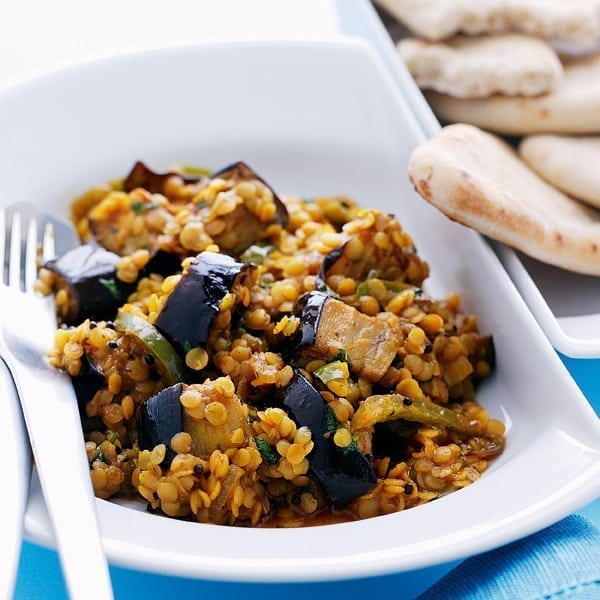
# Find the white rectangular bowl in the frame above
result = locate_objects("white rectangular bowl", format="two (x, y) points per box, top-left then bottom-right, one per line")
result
(0, 38), (598, 582)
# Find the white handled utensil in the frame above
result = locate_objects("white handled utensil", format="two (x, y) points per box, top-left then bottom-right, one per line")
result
(0, 206), (114, 599)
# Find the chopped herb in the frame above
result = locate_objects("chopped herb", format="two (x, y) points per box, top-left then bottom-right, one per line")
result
(333, 349), (347, 362)
(197, 200), (208, 209)
(131, 200), (158, 215)
(332, 349), (352, 368)
(325, 406), (339, 436)
(99, 277), (119, 299)
(254, 437), (278, 464)
(94, 448), (106, 464)
(340, 438), (359, 455)
(131, 201), (145, 215)
(183, 340), (192, 354)
(109, 432), (120, 444)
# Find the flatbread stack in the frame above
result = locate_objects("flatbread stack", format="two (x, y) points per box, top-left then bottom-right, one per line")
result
(374, 0), (600, 275)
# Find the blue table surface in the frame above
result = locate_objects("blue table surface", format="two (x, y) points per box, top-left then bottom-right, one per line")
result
(14, 353), (600, 600)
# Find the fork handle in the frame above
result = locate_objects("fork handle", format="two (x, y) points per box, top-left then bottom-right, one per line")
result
(6, 354), (114, 600)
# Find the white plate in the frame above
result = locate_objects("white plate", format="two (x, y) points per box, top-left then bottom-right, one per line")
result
(359, 0), (600, 358)
(1, 39), (599, 582)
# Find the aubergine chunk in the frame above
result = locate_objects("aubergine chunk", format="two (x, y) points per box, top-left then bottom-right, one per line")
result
(45, 242), (137, 325)
(123, 161), (207, 194)
(319, 211), (429, 300)
(137, 378), (249, 465)
(137, 383), (184, 467)
(143, 249), (184, 278)
(293, 291), (401, 383)
(181, 378), (250, 456)
(281, 371), (376, 508)
(86, 187), (177, 257)
(154, 251), (253, 358)
(196, 161), (289, 255)
(70, 354), (106, 432)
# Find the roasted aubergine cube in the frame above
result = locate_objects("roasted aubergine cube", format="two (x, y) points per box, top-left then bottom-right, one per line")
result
(137, 378), (250, 467)
(45, 242), (137, 325)
(318, 211), (429, 301)
(293, 291), (401, 382)
(280, 370), (376, 508)
(197, 161), (289, 255)
(154, 251), (253, 358)
(137, 383), (184, 467)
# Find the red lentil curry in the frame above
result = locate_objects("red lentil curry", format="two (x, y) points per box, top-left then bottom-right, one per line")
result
(40, 161), (506, 527)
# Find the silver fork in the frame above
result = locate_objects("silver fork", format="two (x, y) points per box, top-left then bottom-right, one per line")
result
(0, 206), (114, 599)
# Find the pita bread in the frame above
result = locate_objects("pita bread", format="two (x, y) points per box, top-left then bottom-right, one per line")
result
(426, 55), (600, 135)
(408, 124), (600, 276)
(373, 0), (600, 49)
(519, 135), (600, 209)
(398, 35), (563, 98)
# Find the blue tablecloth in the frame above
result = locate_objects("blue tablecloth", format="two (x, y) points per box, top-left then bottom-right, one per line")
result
(15, 353), (600, 600)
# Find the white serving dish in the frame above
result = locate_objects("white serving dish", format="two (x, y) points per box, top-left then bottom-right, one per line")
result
(357, 0), (600, 358)
(1, 39), (599, 582)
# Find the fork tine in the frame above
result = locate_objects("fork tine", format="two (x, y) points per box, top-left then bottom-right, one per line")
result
(42, 222), (55, 263)
(8, 212), (22, 290)
(0, 208), (5, 284)
(25, 217), (38, 292)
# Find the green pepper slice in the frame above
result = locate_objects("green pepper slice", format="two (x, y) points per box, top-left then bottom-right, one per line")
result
(114, 309), (185, 384)
(352, 394), (481, 436)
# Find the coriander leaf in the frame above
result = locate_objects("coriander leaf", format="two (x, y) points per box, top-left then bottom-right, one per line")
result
(340, 439), (359, 455)
(325, 406), (339, 436)
(254, 437), (278, 464)
(131, 201), (145, 215)
(99, 277), (119, 299)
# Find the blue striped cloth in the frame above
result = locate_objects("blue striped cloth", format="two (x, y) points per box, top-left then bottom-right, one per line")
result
(419, 515), (600, 599)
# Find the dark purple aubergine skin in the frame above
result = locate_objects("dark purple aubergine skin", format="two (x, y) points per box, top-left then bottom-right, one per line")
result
(292, 291), (329, 350)
(144, 249), (183, 278)
(137, 383), (184, 466)
(316, 242), (348, 292)
(123, 161), (206, 193)
(45, 242), (137, 325)
(281, 371), (377, 508)
(212, 161), (289, 228)
(154, 251), (251, 357)
(71, 355), (105, 432)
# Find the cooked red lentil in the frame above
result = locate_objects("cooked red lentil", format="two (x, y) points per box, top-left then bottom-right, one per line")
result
(42, 160), (505, 527)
